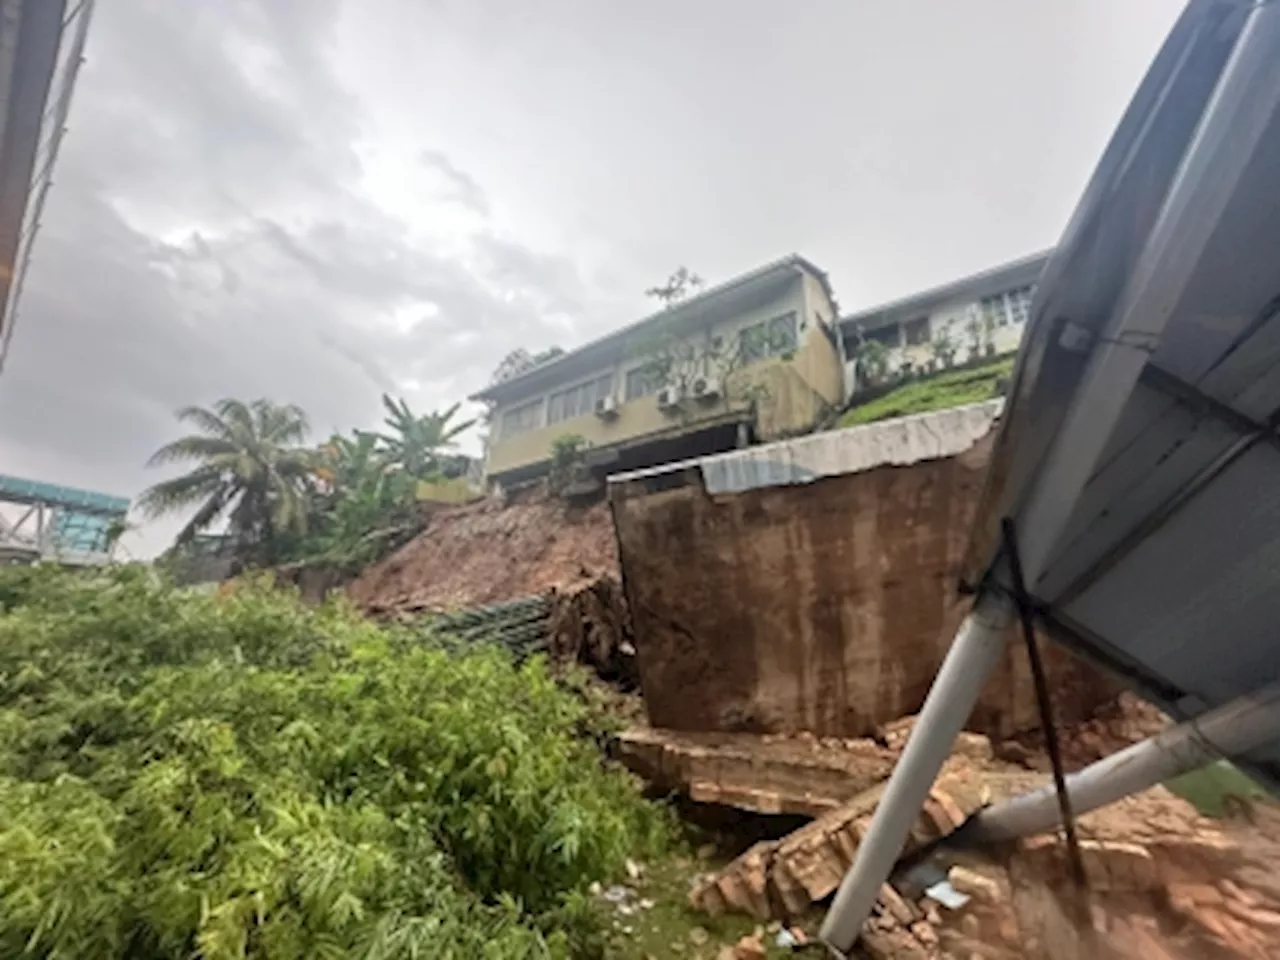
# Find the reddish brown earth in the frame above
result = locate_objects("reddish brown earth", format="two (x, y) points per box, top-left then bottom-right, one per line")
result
(692, 751), (1280, 960)
(1000, 691), (1174, 773)
(347, 492), (618, 614)
(665, 694), (1280, 960)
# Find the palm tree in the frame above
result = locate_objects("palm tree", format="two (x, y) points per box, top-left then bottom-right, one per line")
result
(138, 398), (313, 560)
(376, 395), (476, 479)
(298, 428), (422, 572)
(312, 429), (385, 495)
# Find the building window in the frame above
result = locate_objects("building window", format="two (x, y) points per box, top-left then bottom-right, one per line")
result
(548, 374), (613, 424)
(1007, 285), (1034, 327)
(624, 363), (665, 401)
(740, 311), (798, 364)
(904, 317), (930, 346)
(500, 398), (542, 438)
(866, 325), (900, 347)
(980, 285), (1035, 329)
(980, 293), (1009, 327)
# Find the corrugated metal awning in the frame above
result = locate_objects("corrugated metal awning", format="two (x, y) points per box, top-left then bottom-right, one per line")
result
(962, 0), (1280, 793)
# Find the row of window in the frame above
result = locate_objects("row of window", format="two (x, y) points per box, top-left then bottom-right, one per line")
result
(865, 286), (1036, 349)
(498, 311), (801, 438)
(979, 285), (1034, 328)
(548, 374), (613, 425)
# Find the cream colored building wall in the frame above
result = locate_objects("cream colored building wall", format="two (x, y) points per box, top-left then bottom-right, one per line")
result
(888, 302), (1027, 371)
(486, 272), (844, 477)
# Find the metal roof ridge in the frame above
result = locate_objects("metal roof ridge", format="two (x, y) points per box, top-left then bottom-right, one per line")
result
(839, 249), (1054, 327)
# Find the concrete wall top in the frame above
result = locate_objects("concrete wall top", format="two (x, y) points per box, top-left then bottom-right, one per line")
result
(609, 398), (1003, 496)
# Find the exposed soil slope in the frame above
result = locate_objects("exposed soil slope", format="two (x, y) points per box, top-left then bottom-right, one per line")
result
(347, 493), (619, 614)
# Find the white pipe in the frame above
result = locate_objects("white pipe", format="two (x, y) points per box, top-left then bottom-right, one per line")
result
(820, 592), (1013, 955)
(956, 679), (1280, 845)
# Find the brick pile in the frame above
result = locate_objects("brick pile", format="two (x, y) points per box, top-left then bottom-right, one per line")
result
(688, 757), (994, 924)
(689, 768), (1280, 960)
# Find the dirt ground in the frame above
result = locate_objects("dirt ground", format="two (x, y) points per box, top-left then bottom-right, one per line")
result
(347, 492), (619, 614)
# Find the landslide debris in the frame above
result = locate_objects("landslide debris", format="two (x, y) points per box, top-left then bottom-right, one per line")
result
(348, 492), (618, 615)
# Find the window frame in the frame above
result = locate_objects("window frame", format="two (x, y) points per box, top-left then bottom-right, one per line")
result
(904, 316), (931, 346)
(547, 373), (614, 425)
(499, 397), (543, 439)
(739, 310), (799, 365)
(865, 325), (900, 348)
(624, 363), (665, 402)
(979, 293), (1010, 328)
(1006, 285), (1034, 327)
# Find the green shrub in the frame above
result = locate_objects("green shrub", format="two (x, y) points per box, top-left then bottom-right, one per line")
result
(0, 566), (672, 959)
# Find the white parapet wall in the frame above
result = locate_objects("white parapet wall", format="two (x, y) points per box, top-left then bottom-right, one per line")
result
(610, 399), (1004, 496)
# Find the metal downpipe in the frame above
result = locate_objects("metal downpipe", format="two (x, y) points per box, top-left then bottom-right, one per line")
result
(953, 679), (1280, 847)
(820, 591), (1014, 955)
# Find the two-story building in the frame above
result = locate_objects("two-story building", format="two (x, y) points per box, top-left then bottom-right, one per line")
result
(837, 250), (1051, 385)
(471, 256), (844, 490)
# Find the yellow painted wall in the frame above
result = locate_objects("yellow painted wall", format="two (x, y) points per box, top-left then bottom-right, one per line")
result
(415, 477), (481, 504)
(486, 272), (845, 478)
(486, 389), (747, 476)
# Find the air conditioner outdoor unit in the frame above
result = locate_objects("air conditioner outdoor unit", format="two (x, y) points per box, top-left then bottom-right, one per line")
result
(656, 385), (682, 411)
(691, 376), (721, 400)
(594, 394), (619, 419)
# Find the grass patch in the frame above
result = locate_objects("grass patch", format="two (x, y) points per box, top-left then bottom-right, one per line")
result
(594, 852), (809, 959)
(837, 355), (1014, 428)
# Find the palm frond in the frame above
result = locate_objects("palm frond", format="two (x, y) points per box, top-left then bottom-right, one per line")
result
(213, 398), (257, 436)
(136, 467), (228, 519)
(145, 436), (240, 468)
(438, 417), (477, 445)
(380, 393), (401, 422)
(174, 405), (234, 440)
(173, 489), (234, 543)
(251, 399), (310, 445)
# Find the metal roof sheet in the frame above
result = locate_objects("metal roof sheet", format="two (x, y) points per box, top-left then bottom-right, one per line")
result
(961, 0), (1280, 792)
(837, 250), (1051, 336)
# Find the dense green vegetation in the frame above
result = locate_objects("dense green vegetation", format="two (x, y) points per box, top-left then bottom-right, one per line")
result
(0, 566), (672, 958)
(141, 395), (476, 574)
(837, 355), (1014, 428)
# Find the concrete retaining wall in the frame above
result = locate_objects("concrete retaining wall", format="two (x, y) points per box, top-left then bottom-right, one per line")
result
(608, 403), (1114, 740)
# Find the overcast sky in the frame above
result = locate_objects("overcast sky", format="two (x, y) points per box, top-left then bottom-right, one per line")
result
(0, 0), (1183, 555)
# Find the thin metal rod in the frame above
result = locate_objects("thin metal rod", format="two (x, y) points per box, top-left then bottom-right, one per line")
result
(820, 591), (1013, 955)
(955, 679), (1280, 846)
(1002, 518), (1087, 890)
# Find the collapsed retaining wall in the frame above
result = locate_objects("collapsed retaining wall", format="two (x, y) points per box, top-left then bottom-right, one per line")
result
(609, 402), (1115, 740)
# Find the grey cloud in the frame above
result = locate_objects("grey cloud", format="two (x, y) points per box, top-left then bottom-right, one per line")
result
(473, 233), (587, 317)
(0, 0), (591, 555)
(1, 0), (1184, 562)
(72, 0), (361, 223)
(421, 150), (491, 218)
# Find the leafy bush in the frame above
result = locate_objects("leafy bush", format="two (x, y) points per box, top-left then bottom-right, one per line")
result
(547, 435), (589, 496)
(0, 567), (672, 959)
